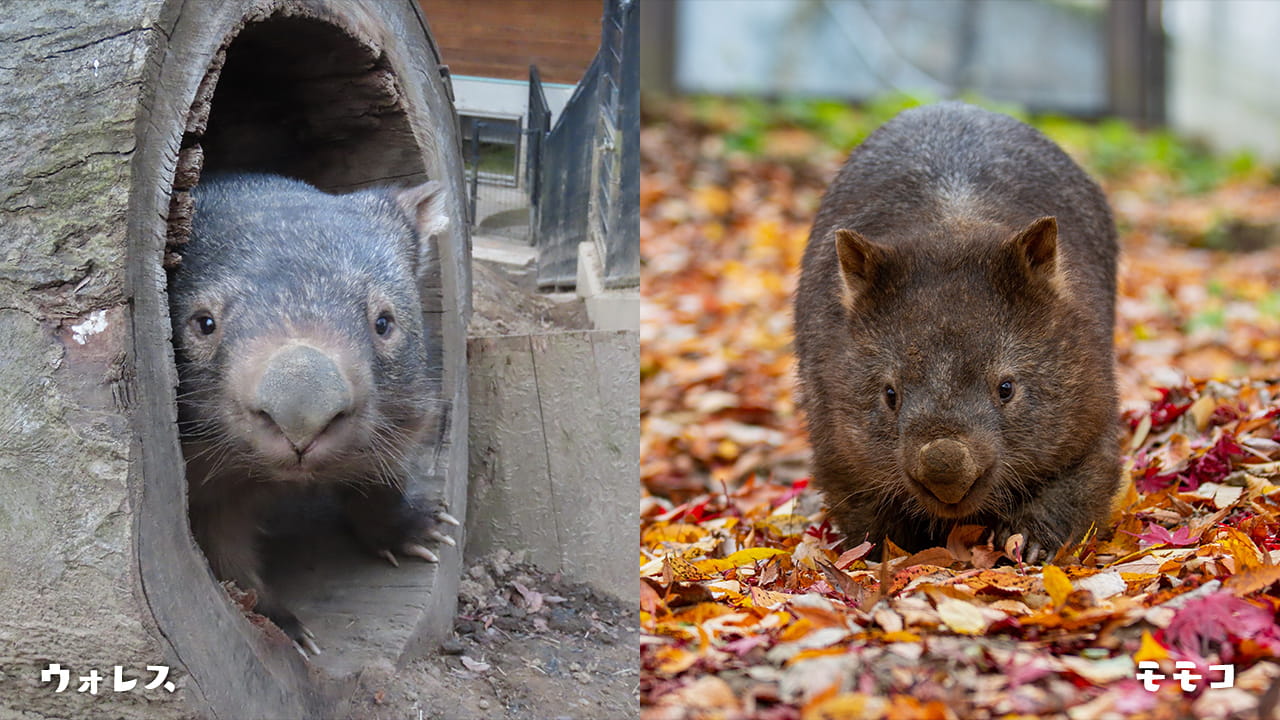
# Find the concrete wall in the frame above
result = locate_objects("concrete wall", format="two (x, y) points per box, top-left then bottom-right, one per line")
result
(452, 75), (576, 126)
(671, 0), (1107, 114)
(1165, 0), (1280, 162)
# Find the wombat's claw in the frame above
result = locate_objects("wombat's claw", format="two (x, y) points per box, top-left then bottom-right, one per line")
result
(401, 543), (440, 563)
(377, 542), (441, 565)
(436, 511), (461, 527)
(428, 529), (456, 547)
(1024, 541), (1046, 565)
(297, 627), (321, 657)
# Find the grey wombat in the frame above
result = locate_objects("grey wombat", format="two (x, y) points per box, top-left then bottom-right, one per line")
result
(169, 173), (459, 652)
(794, 103), (1120, 563)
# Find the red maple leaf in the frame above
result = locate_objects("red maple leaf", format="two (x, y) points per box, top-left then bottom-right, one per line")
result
(771, 477), (809, 508)
(1124, 522), (1199, 548)
(1143, 387), (1193, 431)
(1142, 435), (1245, 493)
(1162, 592), (1280, 662)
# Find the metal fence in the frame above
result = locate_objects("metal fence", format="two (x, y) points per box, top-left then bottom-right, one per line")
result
(463, 113), (529, 243)
(527, 65), (551, 203)
(531, 0), (638, 290)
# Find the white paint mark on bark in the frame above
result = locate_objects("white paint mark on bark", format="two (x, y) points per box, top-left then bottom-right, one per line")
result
(70, 309), (107, 344)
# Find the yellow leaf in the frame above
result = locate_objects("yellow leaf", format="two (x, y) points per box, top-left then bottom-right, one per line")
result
(732, 545), (788, 563)
(701, 547), (787, 573)
(665, 554), (711, 582)
(935, 596), (989, 635)
(641, 522), (707, 545)
(1043, 564), (1073, 609)
(749, 586), (795, 609)
(1213, 527), (1264, 570)
(880, 630), (922, 643)
(693, 185), (731, 216)
(715, 439), (740, 460)
(760, 514), (812, 537)
(1189, 395), (1217, 431)
(1134, 630), (1168, 663)
(778, 617), (814, 642)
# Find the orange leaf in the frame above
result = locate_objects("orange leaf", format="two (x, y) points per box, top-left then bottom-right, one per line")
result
(649, 645), (698, 676)
(803, 692), (885, 720)
(1225, 563), (1280, 596)
(664, 554), (711, 582)
(643, 522), (708, 545)
(672, 602), (737, 625)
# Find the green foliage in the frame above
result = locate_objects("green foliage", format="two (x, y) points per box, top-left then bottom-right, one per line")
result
(681, 93), (1268, 195)
(1259, 290), (1280, 320)
(1184, 305), (1227, 334)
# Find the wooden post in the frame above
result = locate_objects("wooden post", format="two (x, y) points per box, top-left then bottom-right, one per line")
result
(1107, 0), (1166, 127)
(466, 330), (640, 602)
(0, 1), (470, 717)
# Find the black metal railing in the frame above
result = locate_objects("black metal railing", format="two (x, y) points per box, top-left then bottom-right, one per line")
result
(530, 0), (638, 290)
(526, 65), (551, 203)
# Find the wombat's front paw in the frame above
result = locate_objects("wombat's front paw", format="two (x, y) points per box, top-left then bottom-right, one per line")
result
(340, 485), (459, 566)
(374, 506), (461, 567)
(257, 597), (321, 657)
(990, 519), (1067, 565)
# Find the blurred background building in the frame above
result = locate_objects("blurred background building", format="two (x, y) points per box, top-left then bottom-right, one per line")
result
(641, 0), (1280, 162)
(426, 0), (639, 298)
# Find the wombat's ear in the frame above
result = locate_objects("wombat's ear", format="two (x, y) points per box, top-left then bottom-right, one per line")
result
(1007, 216), (1059, 279)
(834, 228), (885, 309)
(394, 181), (450, 242)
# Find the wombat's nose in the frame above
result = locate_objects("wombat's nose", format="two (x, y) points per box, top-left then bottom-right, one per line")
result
(254, 344), (353, 453)
(917, 438), (980, 504)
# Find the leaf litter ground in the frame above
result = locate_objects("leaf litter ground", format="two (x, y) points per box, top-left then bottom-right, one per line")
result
(640, 99), (1280, 720)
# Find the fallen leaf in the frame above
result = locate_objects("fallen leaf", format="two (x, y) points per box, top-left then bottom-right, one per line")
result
(1043, 564), (1073, 609)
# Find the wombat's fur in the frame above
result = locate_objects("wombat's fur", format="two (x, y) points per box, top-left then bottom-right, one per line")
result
(169, 173), (456, 649)
(794, 103), (1120, 562)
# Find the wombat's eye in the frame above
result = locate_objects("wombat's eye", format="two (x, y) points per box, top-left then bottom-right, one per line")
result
(998, 380), (1015, 402)
(374, 313), (394, 336)
(884, 385), (897, 410)
(191, 314), (216, 336)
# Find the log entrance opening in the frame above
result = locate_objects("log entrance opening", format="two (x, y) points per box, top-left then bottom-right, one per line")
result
(153, 2), (465, 693)
(201, 15), (426, 189)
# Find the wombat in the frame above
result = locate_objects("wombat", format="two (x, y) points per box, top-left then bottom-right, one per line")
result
(169, 173), (459, 653)
(794, 103), (1120, 563)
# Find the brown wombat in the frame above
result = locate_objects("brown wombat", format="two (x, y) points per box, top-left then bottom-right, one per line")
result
(169, 173), (459, 653)
(794, 102), (1120, 563)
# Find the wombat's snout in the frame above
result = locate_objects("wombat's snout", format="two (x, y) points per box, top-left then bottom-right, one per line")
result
(251, 343), (354, 455)
(915, 438), (982, 504)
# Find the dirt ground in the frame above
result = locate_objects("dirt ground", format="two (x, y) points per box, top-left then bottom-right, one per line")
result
(468, 252), (592, 336)
(347, 550), (638, 720)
